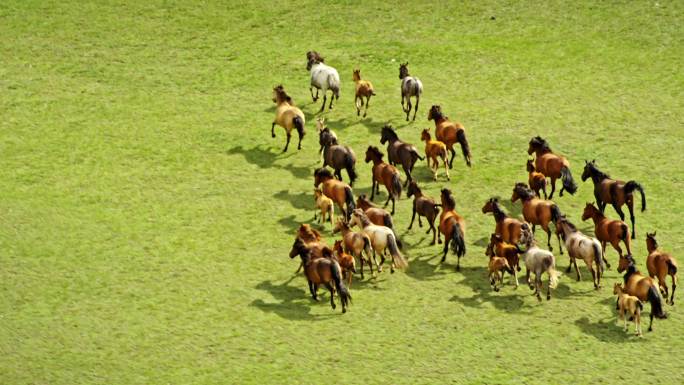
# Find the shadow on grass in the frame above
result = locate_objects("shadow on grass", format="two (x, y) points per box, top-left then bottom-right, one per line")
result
(251, 279), (339, 321)
(273, 189), (312, 211)
(404, 252), (451, 281)
(574, 317), (644, 343)
(226, 145), (312, 179)
(448, 266), (532, 313)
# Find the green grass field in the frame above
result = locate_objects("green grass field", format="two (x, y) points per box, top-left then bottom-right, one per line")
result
(1, 1), (683, 384)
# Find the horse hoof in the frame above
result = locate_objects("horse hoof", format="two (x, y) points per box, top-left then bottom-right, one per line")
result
(438, 239), (442, 244)
(342, 308), (347, 314)
(271, 134), (276, 138)
(494, 287), (499, 292)
(547, 295), (551, 301)
(537, 296), (542, 302)
(455, 265), (460, 271)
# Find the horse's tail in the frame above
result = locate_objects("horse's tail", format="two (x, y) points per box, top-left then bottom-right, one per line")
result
(647, 285), (667, 319)
(592, 240), (603, 274)
(362, 235), (372, 258)
(666, 259), (678, 276)
(330, 261), (351, 309)
(387, 233), (408, 269)
(550, 204), (562, 223)
(456, 129), (472, 167)
(547, 264), (560, 289)
(624, 181), (646, 212)
(344, 151), (357, 186)
(560, 166), (578, 195)
(391, 172), (402, 199)
(449, 221), (466, 258)
(619, 223), (629, 241)
(410, 146), (425, 161)
(293, 115), (305, 138)
(344, 186), (355, 220)
(636, 300), (644, 312)
(383, 212), (402, 249)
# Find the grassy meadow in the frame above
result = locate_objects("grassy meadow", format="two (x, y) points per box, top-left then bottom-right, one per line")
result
(1, 1), (683, 384)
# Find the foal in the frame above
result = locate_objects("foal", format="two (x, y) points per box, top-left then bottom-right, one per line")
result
(645, 232), (678, 305)
(314, 167), (355, 221)
(486, 233), (524, 288)
(527, 159), (548, 199)
(271, 85), (305, 152)
(406, 181), (441, 245)
(333, 240), (356, 287)
(613, 282), (643, 336)
(617, 254), (667, 331)
(420, 128), (449, 181)
(313, 188), (334, 229)
(353, 69), (375, 117)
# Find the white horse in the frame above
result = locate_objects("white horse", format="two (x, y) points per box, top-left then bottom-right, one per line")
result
(399, 62), (423, 121)
(520, 230), (561, 301)
(555, 216), (604, 289)
(307, 51), (340, 112)
(350, 209), (407, 273)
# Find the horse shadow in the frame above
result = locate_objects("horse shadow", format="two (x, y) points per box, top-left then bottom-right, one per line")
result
(226, 145), (312, 179)
(404, 251), (452, 281)
(277, 214), (308, 236)
(574, 316), (643, 343)
(273, 190), (312, 211)
(250, 279), (338, 321)
(473, 236), (491, 248)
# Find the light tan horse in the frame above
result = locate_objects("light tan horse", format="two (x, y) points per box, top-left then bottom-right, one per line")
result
(271, 85), (305, 152)
(420, 128), (449, 181)
(353, 69), (375, 117)
(313, 188), (334, 229)
(617, 254), (667, 331)
(555, 216), (604, 289)
(350, 209), (408, 273)
(333, 218), (376, 278)
(527, 159), (548, 199)
(646, 232), (678, 305)
(613, 282), (643, 336)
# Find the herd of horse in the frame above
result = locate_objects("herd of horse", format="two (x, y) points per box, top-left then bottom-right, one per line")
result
(273, 51), (677, 335)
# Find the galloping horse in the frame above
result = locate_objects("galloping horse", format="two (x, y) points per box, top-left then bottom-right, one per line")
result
(427, 105), (471, 168)
(271, 85), (305, 152)
(314, 168), (355, 221)
(380, 124), (423, 186)
(439, 188), (466, 270)
(527, 136), (577, 198)
(511, 183), (563, 253)
(333, 218), (376, 279)
(317, 118), (336, 161)
(307, 51), (340, 111)
(406, 181), (441, 245)
(365, 146), (402, 215)
(352, 69), (375, 117)
(645, 232), (678, 305)
(319, 127), (357, 185)
(519, 231), (560, 302)
(555, 215), (603, 289)
(350, 209), (408, 273)
(581, 202), (631, 267)
(420, 128), (449, 181)
(481, 197), (529, 245)
(293, 224), (328, 274)
(581, 160), (646, 238)
(613, 283), (644, 336)
(527, 159), (548, 199)
(399, 62), (423, 121)
(333, 240), (356, 287)
(617, 254), (667, 331)
(290, 237), (351, 313)
(355, 194), (402, 249)
(485, 233), (524, 288)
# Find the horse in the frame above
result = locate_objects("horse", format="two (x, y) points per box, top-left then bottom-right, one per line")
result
(406, 181), (441, 245)
(581, 160), (646, 239)
(481, 197), (529, 245)
(487, 252), (513, 292)
(353, 69), (375, 117)
(555, 215), (603, 289)
(365, 146), (402, 215)
(519, 231), (560, 301)
(485, 233), (524, 288)
(399, 62), (423, 121)
(438, 188), (466, 270)
(332, 218), (377, 279)
(420, 128), (449, 181)
(289, 237), (351, 313)
(527, 159), (548, 199)
(271, 85), (305, 152)
(527, 136), (577, 199)
(319, 126), (357, 186)
(355, 194), (402, 249)
(617, 254), (667, 331)
(333, 240), (356, 287)
(350, 209), (408, 273)
(645, 232), (678, 305)
(313, 188), (334, 229)
(317, 118), (337, 162)
(380, 124), (423, 186)
(306, 51), (340, 112)
(427, 105), (472, 168)
(613, 282), (644, 336)
(293, 224), (328, 274)
(511, 183), (563, 253)
(581, 202), (631, 266)
(314, 167), (355, 221)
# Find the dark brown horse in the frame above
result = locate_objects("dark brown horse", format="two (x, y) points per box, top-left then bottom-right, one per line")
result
(355, 194), (401, 249)
(581, 203), (631, 267)
(290, 237), (351, 313)
(380, 124), (423, 186)
(314, 168), (355, 221)
(439, 188), (466, 270)
(319, 126), (357, 186)
(481, 197), (529, 245)
(427, 105), (472, 168)
(617, 254), (667, 331)
(365, 146), (402, 215)
(527, 159), (548, 199)
(581, 160), (646, 239)
(406, 181), (441, 245)
(646, 232), (678, 305)
(527, 136), (577, 199)
(511, 183), (563, 253)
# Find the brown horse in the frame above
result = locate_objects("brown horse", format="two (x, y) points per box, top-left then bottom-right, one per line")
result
(487, 253), (513, 292)
(365, 146), (402, 215)
(581, 202), (631, 266)
(427, 105), (472, 168)
(353, 69), (375, 117)
(406, 181), (441, 245)
(289, 237), (351, 313)
(485, 233), (524, 288)
(511, 183), (563, 253)
(332, 218), (376, 279)
(333, 240), (356, 287)
(271, 85), (305, 152)
(439, 188), (466, 270)
(527, 159), (548, 199)
(294, 224), (328, 274)
(581, 160), (646, 239)
(617, 254), (667, 331)
(420, 128), (449, 181)
(646, 232), (678, 305)
(314, 168), (356, 221)
(355, 194), (401, 249)
(380, 124), (423, 186)
(527, 136), (577, 199)
(481, 197), (529, 245)
(319, 126), (357, 185)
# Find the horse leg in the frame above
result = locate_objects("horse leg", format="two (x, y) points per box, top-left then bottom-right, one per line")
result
(443, 156), (450, 180)
(408, 206), (416, 230)
(542, 183), (547, 199)
(544, 224), (553, 252)
(296, 261), (303, 274)
(441, 237), (449, 263)
(370, 180), (376, 200)
(566, 257), (573, 273)
(556, 230), (563, 254)
(532, 224), (536, 234)
(355, 95), (361, 116)
(448, 148), (456, 169)
(513, 268), (519, 288)
(671, 274), (676, 305)
(412, 95), (419, 121)
(627, 200), (636, 239)
(364, 94), (371, 117)
(574, 259), (581, 282)
(601, 242), (610, 269)
(401, 93), (406, 112)
(612, 202), (625, 222)
(359, 253), (365, 279)
(430, 222), (437, 245)
(611, 240), (623, 259)
(271, 122), (276, 138)
(649, 312), (654, 332)
(548, 178), (557, 199)
(283, 132), (291, 152)
(589, 265), (598, 289)
(405, 99), (412, 121)
(377, 250), (385, 273)
(536, 274), (543, 301)
(312, 283), (319, 301)
(526, 268), (532, 290)
(310, 86), (318, 102)
(328, 90), (335, 110)
(545, 274), (551, 301)
(319, 95), (327, 112)
(325, 282), (336, 310)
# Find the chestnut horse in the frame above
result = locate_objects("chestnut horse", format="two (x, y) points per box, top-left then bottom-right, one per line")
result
(293, 224), (328, 274)
(289, 237), (351, 313)
(511, 183), (563, 253)
(314, 168), (355, 221)
(271, 85), (305, 152)
(581, 160), (646, 239)
(527, 159), (548, 199)
(365, 146), (402, 215)
(527, 136), (577, 198)
(646, 232), (678, 305)
(617, 254), (667, 331)
(399, 62), (423, 121)
(332, 218), (376, 279)
(355, 194), (402, 249)
(353, 69), (375, 117)
(581, 202), (631, 267)
(439, 188), (466, 270)
(333, 240), (356, 287)
(481, 197), (529, 245)
(427, 105), (471, 168)
(380, 124), (423, 186)
(485, 233), (524, 288)
(406, 181), (441, 245)
(420, 128), (449, 181)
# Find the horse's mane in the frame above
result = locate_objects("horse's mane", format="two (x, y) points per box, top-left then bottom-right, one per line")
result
(429, 105), (445, 121)
(489, 198), (508, 221)
(273, 85), (293, 104)
(367, 146), (384, 160)
(529, 136), (551, 151)
(314, 167), (334, 179)
(319, 127), (338, 146)
(514, 183), (535, 201)
(441, 188), (456, 209)
(307, 51), (325, 70)
(559, 216), (577, 232)
(357, 194), (378, 208)
(586, 161), (610, 179)
(381, 125), (399, 141)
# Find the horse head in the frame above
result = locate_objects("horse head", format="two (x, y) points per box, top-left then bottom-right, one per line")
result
(427, 105), (442, 121)
(399, 62), (409, 79)
(440, 188), (455, 210)
(581, 202), (598, 221)
(352, 69), (361, 82)
(527, 136), (549, 155)
(364, 146), (383, 163)
(306, 51), (324, 70)
(646, 231), (658, 251)
(407, 181), (420, 198)
(289, 237), (308, 259)
(380, 125), (397, 144)
(617, 254), (636, 273)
